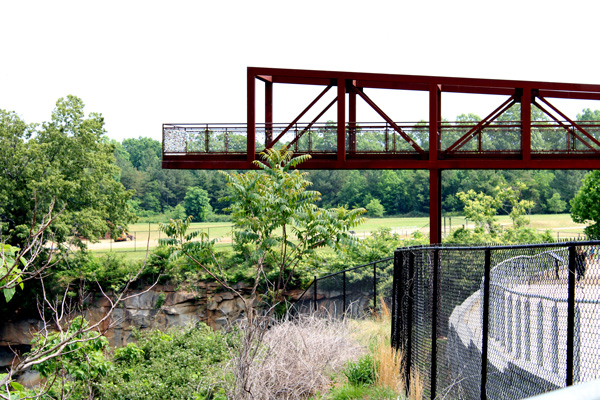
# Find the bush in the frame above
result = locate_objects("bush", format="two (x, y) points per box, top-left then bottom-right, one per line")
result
(230, 315), (362, 399)
(100, 324), (229, 400)
(344, 354), (377, 386)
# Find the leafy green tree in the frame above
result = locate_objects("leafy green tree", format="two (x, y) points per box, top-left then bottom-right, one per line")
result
(184, 187), (212, 222)
(547, 192), (566, 214)
(495, 181), (535, 229)
(0, 96), (135, 246)
(456, 190), (501, 235)
(571, 170), (600, 239)
(31, 317), (110, 398)
(365, 198), (385, 218)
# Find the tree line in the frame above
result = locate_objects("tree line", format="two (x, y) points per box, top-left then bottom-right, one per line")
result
(116, 136), (585, 219)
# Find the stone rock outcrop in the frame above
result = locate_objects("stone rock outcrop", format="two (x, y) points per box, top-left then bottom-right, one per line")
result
(0, 282), (255, 348)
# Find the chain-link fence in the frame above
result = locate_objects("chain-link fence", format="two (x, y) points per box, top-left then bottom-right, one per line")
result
(392, 241), (600, 400)
(293, 257), (393, 318)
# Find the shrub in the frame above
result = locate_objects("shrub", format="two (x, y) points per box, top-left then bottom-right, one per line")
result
(344, 354), (377, 386)
(229, 314), (362, 399)
(100, 324), (229, 400)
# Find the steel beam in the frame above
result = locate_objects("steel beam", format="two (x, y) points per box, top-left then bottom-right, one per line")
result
(337, 78), (346, 162)
(521, 88), (531, 162)
(430, 169), (442, 245)
(265, 81), (273, 148)
(247, 68), (255, 162)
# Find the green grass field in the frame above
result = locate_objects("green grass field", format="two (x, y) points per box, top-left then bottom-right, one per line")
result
(88, 214), (587, 260)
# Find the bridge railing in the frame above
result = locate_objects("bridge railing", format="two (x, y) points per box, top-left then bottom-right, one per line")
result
(163, 121), (600, 157)
(393, 241), (600, 400)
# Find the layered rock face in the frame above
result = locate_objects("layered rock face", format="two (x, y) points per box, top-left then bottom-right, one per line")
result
(0, 282), (254, 348)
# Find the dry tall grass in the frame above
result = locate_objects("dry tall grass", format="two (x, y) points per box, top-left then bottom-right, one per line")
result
(231, 314), (362, 400)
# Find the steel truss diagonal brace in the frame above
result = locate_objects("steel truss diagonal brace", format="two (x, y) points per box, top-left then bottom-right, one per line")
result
(287, 97), (338, 148)
(445, 96), (516, 153)
(269, 84), (333, 148)
(352, 87), (426, 155)
(532, 101), (596, 151)
(536, 96), (600, 150)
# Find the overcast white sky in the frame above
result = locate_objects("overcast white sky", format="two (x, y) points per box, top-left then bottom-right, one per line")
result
(2, 0), (600, 142)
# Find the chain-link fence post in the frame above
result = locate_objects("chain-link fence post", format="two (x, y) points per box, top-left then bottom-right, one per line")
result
(313, 275), (317, 312)
(567, 244), (576, 385)
(431, 248), (440, 400)
(373, 262), (377, 311)
(342, 270), (346, 315)
(391, 251), (403, 349)
(525, 298), (531, 361)
(481, 248), (491, 400)
(537, 301), (544, 367)
(405, 251), (415, 393)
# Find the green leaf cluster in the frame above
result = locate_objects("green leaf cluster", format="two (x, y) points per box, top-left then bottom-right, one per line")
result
(571, 170), (600, 239)
(0, 244), (25, 302)
(0, 97), (135, 248)
(100, 325), (229, 400)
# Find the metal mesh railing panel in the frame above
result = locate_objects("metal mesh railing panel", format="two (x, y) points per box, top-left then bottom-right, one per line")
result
(394, 241), (600, 400)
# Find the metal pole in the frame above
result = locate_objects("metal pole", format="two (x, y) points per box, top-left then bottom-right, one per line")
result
(406, 251), (415, 392)
(431, 248), (440, 400)
(391, 251), (403, 349)
(343, 270), (346, 316)
(481, 248), (491, 400)
(566, 245), (576, 386)
(313, 275), (318, 312)
(373, 262), (377, 311)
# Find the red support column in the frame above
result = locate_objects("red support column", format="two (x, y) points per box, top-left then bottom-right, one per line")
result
(247, 69), (256, 162)
(265, 81), (273, 149)
(429, 84), (441, 162)
(337, 78), (346, 162)
(349, 81), (357, 154)
(521, 87), (531, 162)
(430, 169), (442, 245)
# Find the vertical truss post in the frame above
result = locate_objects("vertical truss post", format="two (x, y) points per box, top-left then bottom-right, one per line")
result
(349, 81), (357, 154)
(429, 84), (441, 162)
(521, 88), (531, 162)
(265, 81), (273, 148)
(247, 70), (256, 162)
(337, 78), (346, 163)
(430, 169), (442, 244)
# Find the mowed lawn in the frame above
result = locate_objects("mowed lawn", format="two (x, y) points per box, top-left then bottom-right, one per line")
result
(89, 214), (587, 259)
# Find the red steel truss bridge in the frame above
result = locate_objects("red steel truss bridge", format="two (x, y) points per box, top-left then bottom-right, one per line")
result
(162, 67), (600, 244)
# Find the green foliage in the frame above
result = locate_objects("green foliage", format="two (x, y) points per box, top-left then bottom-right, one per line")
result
(344, 354), (377, 386)
(100, 324), (229, 400)
(154, 292), (166, 309)
(547, 193), (566, 214)
(0, 97), (135, 247)
(30, 316), (110, 398)
(571, 170), (600, 239)
(54, 251), (141, 292)
(365, 199), (385, 218)
(457, 190), (501, 234)
(221, 147), (366, 297)
(0, 244), (25, 302)
(184, 187), (212, 222)
(326, 384), (400, 400)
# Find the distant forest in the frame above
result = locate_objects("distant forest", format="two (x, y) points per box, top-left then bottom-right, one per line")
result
(115, 135), (587, 218)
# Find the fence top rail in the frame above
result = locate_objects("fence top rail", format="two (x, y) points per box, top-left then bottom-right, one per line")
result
(395, 240), (600, 252)
(315, 257), (393, 281)
(490, 282), (600, 304)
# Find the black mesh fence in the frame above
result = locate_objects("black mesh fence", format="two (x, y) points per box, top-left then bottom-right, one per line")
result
(393, 241), (600, 400)
(293, 257), (394, 318)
